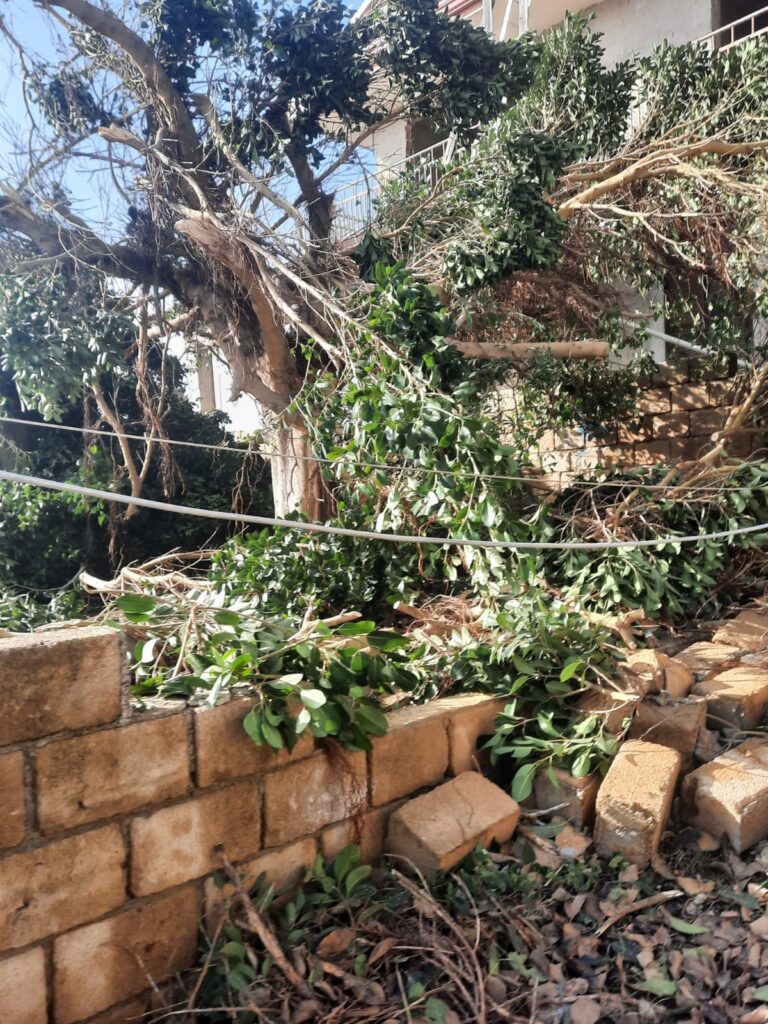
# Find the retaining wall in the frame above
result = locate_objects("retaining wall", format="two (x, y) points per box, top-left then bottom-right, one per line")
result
(507, 357), (765, 489)
(0, 627), (503, 1024)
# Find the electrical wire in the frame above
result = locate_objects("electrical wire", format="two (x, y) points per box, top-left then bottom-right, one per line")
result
(4, 469), (768, 551)
(0, 415), (756, 492)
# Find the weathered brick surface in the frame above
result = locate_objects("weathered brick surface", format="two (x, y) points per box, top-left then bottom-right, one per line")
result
(204, 836), (316, 930)
(651, 412), (689, 439)
(386, 772), (519, 874)
(0, 826), (126, 951)
(681, 739), (768, 853)
(441, 694), (506, 774)
(594, 740), (682, 868)
(131, 780), (261, 896)
(638, 389), (671, 414)
(37, 714), (190, 834)
(264, 751), (367, 847)
(689, 407), (725, 437)
(0, 947), (47, 1024)
(321, 801), (404, 864)
(628, 695), (707, 758)
(53, 887), (199, 1024)
(671, 383), (710, 411)
(693, 667), (768, 730)
(370, 704), (450, 806)
(713, 610), (768, 653)
(80, 996), (152, 1024)
(0, 627), (122, 745)
(194, 698), (315, 787)
(674, 641), (740, 678)
(0, 749), (26, 849)
(577, 689), (641, 733)
(533, 767), (601, 827)
(624, 649), (693, 699)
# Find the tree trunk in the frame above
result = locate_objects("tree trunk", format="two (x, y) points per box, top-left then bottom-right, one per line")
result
(266, 417), (327, 520)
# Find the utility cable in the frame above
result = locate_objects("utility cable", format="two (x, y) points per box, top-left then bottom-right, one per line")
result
(0, 415), (757, 492)
(3, 469), (768, 551)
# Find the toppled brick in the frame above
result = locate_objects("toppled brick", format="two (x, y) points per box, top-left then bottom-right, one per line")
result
(593, 739), (682, 867)
(624, 650), (693, 699)
(386, 771), (519, 875)
(577, 689), (641, 733)
(681, 739), (768, 852)
(674, 641), (741, 678)
(533, 767), (601, 827)
(693, 667), (768, 730)
(628, 694), (707, 759)
(713, 610), (768, 653)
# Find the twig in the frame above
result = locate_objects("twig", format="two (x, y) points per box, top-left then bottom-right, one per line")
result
(595, 889), (683, 936)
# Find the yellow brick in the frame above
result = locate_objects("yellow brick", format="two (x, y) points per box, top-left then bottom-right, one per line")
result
(0, 947), (47, 1024)
(0, 750), (26, 849)
(370, 704), (449, 806)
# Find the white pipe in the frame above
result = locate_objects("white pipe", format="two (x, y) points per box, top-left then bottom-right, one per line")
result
(519, 0), (529, 35)
(499, 0), (515, 40)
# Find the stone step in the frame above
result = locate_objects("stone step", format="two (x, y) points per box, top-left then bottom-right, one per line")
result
(593, 739), (682, 868)
(693, 667), (768, 731)
(385, 771), (520, 875)
(681, 738), (768, 852)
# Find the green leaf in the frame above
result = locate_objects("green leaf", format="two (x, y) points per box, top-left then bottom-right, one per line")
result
(633, 977), (676, 998)
(751, 985), (768, 1002)
(300, 688), (327, 710)
(560, 658), (584, 682)
(337, 620), (376, 636)
(721, 888), (761, 910)
(243, 708), (264, 745)
(115, 594), (156, 614)
(667, 916), (708, 936)
(345, 864), (372, 895)
(511, 761), (538, 802)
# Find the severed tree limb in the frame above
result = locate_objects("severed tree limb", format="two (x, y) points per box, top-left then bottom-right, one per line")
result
(448, 338), (610, 361)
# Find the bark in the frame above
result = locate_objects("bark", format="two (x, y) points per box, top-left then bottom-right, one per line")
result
(449, 339), (610, 361)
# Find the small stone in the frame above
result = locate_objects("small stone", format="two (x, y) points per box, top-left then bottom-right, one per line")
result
(593, 740), (682, 868)
(681, 739), (768, 853)
(386, 772), (519, 875)
(693, 667), (768, 730)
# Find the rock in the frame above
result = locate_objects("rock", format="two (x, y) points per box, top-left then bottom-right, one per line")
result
(674, 641), (741, 678)
(713, 610), (768, 653)
(593, 739), (682, 868)
(533, 767), (601, 827)
(627, 694), (707, 760)
(693, 667), (768, 730)
(576, 689), (641, 734)
(681, 739), (768, 853)
(385, 772), (519, 875)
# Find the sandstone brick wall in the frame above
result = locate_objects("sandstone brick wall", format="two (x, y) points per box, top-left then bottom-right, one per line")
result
(521, 358), (765, 488)
(0, 628), (503, 1024)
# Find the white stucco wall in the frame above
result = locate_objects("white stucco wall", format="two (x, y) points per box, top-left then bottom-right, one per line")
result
(577, 0), (714, 63)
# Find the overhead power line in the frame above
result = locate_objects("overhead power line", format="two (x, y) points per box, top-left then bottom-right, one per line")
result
(3, 469), (768, 551)
(0, 415), (755, 493)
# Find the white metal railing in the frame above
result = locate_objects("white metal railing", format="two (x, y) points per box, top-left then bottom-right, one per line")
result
(331, 6), (768, 243)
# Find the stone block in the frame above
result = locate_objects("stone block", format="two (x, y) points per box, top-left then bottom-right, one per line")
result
(440, 694), (507, 774)
(37, 714), (190, 834)
(651, 412), (689, 439)
(681, 739), (768, 853)
(194, 698), (315, 787)
(263, 750), (367, 848)
(671, 383), (710, 411)
(533, 767), (601, 827)
(593, 740), (682, 868)
(689, 407), (725, 438)
(53, 887), (199, 1024)
(674, 641), (741, 678)
(0, 946), (47, 1024)
(370, 704), (450, 806)
(80, 997), (152, 1024)
(204, 836), (316, 932)
(623, 649), (694, 699)
(0, 750), (26, 849)
(627, 695), (707, 757)
(386, 772), (519, 875)
(320, 801), (404, 864)
(577, 689), (641, 734)
(693, 667), (768, 730)
(131, 780), (261, 896)
(0, 627), (123, 745)
(714, 610), (768, 653)
(0, 826), (126, 951)
(638, 389), (671, 415)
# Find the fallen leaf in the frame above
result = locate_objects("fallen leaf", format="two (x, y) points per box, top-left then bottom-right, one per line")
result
(555, 825), (592, 859)
(633, 977), (677, 997)
(570, 996), (601, 1024)
(752, 986), (768, 1003)
(667, 915), (709, 936)
(618, 865), (640, 883)
(750, 916), (768, 939)
(741, 1011), (768, 1024)
(316, 928), (356, 958)
(367, 937), (398, 968)
(678, 876), (716, 896)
